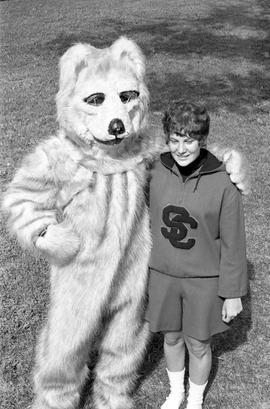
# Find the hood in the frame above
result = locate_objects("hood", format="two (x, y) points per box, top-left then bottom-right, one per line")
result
(160, 148), (225, 176)
(160, 149), (225, 192)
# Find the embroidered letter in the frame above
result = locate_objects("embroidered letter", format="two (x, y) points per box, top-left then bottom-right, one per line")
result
(161, 205), (198, 249)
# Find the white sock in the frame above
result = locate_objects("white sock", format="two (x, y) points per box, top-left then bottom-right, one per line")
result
(161, 368), (185, 409)
(186, 379), (208, 409)
(167, 368), (185, 396)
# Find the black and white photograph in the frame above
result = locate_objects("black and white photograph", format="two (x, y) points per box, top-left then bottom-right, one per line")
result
(0, 1), (269, 408)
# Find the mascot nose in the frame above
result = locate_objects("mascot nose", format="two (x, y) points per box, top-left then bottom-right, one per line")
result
(108, 119), (125, 136)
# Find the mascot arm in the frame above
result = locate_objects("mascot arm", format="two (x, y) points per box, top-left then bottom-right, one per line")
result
(35, 222), (80, 266)
(3, 144), (80, 263)
(2, 145), (59, 252)
(208, 144), (251, 195)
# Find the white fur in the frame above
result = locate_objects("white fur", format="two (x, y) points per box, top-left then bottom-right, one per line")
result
(209, 144), (251, 194)
(56, 36), (149, 147)
(110, 37), (146, 80)
(2, 37), (156, 409)
(35, 222), (81, 265)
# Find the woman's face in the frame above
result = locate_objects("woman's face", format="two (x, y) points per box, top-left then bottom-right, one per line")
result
(168, 133), (201, 167)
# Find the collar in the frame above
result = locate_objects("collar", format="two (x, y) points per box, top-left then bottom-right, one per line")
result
(160, 148), (224, 176)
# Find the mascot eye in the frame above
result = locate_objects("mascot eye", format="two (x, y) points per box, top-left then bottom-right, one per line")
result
(120, 90), (140, 104)
(83, 93), (105, 106)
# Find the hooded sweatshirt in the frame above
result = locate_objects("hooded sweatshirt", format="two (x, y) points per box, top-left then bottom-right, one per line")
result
(149, 149), (247, 299)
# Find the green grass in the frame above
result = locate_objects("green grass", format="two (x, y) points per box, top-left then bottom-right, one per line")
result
(0, 1), (270, 408)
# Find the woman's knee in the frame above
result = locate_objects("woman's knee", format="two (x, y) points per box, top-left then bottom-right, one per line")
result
(184, 335), (211, 359)
(164, 331), (184, 347)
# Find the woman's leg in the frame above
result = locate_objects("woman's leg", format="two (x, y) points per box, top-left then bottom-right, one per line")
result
(184, 335), (211, 409)
(164, 331), (185, 372)
(161, 332), (186, 409)
(184, 335), (211, 384)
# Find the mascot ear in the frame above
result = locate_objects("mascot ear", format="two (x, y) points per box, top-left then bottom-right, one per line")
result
(58, 43), (93, 93)
(56, 43), (95, 130)
(110, 37), (146, 80)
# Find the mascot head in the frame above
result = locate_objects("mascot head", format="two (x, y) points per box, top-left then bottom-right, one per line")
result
(56, 37), (149, 155)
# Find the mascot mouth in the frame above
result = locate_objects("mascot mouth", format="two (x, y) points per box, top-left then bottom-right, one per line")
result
(93, 136), (124, 146)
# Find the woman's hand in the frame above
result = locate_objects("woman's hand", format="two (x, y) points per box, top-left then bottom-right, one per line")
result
(222, 298), (243, 323)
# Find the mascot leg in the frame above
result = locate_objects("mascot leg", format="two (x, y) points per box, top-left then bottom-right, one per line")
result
(32, 324), (89, 409)
(92, 213), (151, 409)
(31, 272), (98, 409)
(93, 301), (149, 409)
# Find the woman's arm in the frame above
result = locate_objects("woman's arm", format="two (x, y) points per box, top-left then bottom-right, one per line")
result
(218, 182), (248, 299)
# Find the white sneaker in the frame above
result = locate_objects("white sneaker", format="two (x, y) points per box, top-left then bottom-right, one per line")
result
(161, 392), (185, 409)
(185, 405), (202, 409)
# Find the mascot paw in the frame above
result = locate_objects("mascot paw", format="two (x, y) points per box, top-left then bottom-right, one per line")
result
(210, 144), (251, 195)
(35, 223), (81, 265)
(223, 149), (251, 195)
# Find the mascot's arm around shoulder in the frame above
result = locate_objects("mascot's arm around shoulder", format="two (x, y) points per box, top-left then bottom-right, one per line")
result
(208, 144), (251, 195)
(2, 140), (80, 265)
(159, 139), (251, 194)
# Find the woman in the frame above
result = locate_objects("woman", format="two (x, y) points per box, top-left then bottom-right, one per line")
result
(146, 102), (247, 409)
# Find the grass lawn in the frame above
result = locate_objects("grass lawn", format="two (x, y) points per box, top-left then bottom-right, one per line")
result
(0, 0), (270, 408)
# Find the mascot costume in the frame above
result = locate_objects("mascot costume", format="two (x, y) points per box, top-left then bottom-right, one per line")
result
(2, 37), (250, 409)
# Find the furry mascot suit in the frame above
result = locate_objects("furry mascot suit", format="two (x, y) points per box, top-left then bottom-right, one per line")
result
(2, 37), (250, 409)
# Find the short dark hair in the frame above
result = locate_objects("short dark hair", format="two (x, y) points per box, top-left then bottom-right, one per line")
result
(162, 101), (210, 143)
